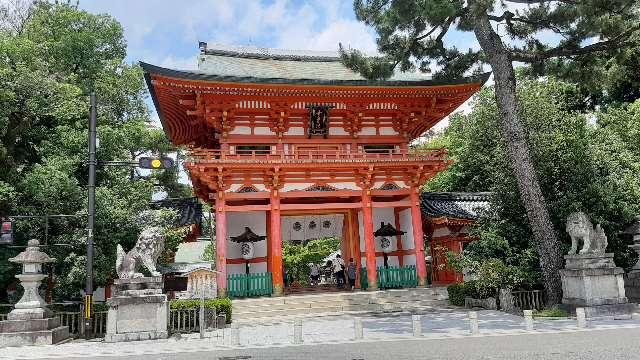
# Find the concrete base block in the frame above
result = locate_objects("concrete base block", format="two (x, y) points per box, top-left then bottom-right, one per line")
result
(105, 278), (169, 343)
(559, 303), (637, 318)
(561, 253), (632, 318)
(0, 326), (69, 348)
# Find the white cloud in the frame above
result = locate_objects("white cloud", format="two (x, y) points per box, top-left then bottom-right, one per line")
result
(159, 55), (198, 70)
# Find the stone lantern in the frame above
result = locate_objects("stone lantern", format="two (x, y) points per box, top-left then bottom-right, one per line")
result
(374, 222), (405, 268)
(0, 239), (69, 347)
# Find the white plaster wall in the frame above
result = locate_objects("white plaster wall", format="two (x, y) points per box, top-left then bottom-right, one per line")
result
(226, 211), (267, 260)
(358, 127), (376, 136)
(358, 211), (365, 252)
(329, 127), (349, 135)
(399, 208), (415, 250)
(379, 127), (398, 135)
(254, 127), (274, 135)
(227, 262), (267, 275)
(229, 126), (251, 135)
(403, 254), (417, 266)
(432, 227), (452, 238)
(326, 182), (359, 190)
(282, 183), (314, 192)
(254, 184), (267, 192)
(281, 214), (344, 242)
(284, 127), (304, 136)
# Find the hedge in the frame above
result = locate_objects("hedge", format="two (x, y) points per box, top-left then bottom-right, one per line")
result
(170, 298), (232, 323)
(447, 281), (496, 306)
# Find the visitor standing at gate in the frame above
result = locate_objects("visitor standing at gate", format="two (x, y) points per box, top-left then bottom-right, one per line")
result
(347, 258), (357, 290)
(309, 262), (320, 286)
(333, 254), (345, 288)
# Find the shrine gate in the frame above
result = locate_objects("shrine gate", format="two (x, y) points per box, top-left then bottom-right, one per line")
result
(142, 43), (487, 297)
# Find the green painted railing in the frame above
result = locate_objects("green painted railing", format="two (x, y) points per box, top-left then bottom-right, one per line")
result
(360, 266), (418, 290)
(378, 265), (418, 289)
(227, 272), (273, 298)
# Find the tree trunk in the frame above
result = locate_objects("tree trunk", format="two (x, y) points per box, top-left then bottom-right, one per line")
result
(473, 14), (564, 305)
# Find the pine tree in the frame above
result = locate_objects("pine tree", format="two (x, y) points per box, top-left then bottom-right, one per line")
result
(340, 0), (640, 304)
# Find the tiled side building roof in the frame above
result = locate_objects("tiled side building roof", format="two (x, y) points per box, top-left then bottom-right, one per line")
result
(421, 192), (491, 222)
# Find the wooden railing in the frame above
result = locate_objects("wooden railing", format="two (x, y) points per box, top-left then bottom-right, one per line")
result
(169, 307), (224, 334)
(187, 148), (447, 164)
(512, 290), (545, 310)
(378, 265), (418, 289)
(57, 311), (108, 338)
(360, 266), (418, 290)
(227, 272), (273, 298)
(0, 305), (107, 338)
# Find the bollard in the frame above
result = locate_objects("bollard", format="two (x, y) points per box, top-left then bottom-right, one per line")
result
(523, 310), (534, 331)
(412, 315), (422, 337)
(230, 323), (241, 346)
(576, 307), (587, 328)
(199, 291), (205, 339)
(468, 311), (479, 335)
(293, 319), (303, 344)
(354, 318), (363, 340)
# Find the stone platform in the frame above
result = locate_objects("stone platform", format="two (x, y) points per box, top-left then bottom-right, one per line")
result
(560, 253), (635, 318)
(105, 277), (168, 342)
(0, 317), (69, 348)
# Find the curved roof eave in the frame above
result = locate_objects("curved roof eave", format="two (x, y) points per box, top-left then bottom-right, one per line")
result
(140, 61), (491, 88)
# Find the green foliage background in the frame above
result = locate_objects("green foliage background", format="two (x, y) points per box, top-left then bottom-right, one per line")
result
(424, 77), (640, 291)
(282, 237), (340, 284)
(0, 2), (191, 302)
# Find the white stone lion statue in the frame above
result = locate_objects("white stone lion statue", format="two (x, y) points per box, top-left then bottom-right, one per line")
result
(566, 211), (608, 255)
(115, 209), (177, 279)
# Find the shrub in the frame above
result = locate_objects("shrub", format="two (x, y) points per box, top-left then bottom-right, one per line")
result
(447, 283), (466, 306)
(170, 298), (232, 323)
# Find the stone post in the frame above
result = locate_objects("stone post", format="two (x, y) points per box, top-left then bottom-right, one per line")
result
(293, 319), (303, 344)
(354, 318), (363, 340)
(468, 311), (479, 335)
(523, 310), (534, 330)
(199, 290), (205, 339)
(576, 307), (587, 328)
(412, 315), (422, 337)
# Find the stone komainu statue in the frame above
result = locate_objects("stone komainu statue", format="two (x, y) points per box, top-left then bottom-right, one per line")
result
(115, 210), (174, 279)
(566, 211), (608, 255)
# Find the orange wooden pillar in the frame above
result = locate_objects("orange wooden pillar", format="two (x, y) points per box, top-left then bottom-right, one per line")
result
(349, 209), (362, 289)
(362, 189), (378, 290)
(410, 187), (428, 287)
(270, 189), (284, 296)
(394, 208), (404, 267)
(215, 193), (228, 297)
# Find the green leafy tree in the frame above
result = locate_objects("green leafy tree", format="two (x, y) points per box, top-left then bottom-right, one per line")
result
(341, 0), (640, 304)
(424, 78), (640, 296)
(283, 237), (341, 284)
(0, 1), (190, 301)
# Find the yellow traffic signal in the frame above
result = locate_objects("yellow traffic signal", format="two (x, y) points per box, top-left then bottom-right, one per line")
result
(138, 157), (174, 169)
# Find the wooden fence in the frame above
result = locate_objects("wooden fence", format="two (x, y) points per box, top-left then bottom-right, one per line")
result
(512, 290), (545, 310)
(169, 307), (222, 334)
(0, 305), (107, 338)
(360, 266), (418, 290)
(227, 272), (273, 298)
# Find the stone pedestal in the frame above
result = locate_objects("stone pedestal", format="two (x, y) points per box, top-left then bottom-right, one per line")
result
(560, 253), (635, 318)
(105, 277), (168, 342)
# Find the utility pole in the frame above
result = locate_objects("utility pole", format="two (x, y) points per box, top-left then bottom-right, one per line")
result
(84, 92), (97, 338)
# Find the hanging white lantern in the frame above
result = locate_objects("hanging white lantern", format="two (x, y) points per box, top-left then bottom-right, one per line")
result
(380, 237), (392, 254)
(241, 242), (254, 260)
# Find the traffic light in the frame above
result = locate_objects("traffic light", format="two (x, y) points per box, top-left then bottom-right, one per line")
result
(138, 157), (174, 169)
(1, 219), (13, 245)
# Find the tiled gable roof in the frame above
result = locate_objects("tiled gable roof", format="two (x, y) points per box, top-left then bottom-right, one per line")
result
(421, 192), (491, 221)
(198, 43), (431, 82)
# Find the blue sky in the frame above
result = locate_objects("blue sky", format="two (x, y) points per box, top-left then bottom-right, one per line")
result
(78, 0), (479, 71)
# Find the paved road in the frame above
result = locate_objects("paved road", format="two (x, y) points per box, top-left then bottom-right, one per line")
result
(46, 327), (640, 360)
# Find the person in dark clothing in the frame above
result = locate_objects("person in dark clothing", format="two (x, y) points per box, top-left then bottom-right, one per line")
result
(347, 258), (357, 290)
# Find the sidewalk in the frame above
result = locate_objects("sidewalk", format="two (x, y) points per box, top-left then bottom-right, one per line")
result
(2, 310), (640, 359)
